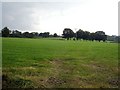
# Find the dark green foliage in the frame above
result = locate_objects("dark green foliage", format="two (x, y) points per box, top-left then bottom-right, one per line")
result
(94, 31), (107, 42)
(39, 32), (50, 38)
(2, 27), (11, 37)
(53, 33), (58, 37)
(90, 32), (96, 41)
(10, 30), (22, 37)
(76, 30), (107, 42)
(83, 31), (90, 40)
(22, 32), (34, 38)
(76, 29), (84, 40)
(62, 28), (107, 41)
(1, 27), (57, 38)
(1, 27), (116, 42)
(62, 28), (75, 40)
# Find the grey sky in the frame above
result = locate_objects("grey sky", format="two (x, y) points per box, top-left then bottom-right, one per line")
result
(1, 0), (119, 35)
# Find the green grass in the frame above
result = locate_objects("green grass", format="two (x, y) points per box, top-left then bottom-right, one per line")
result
(2, 38), (118, 88)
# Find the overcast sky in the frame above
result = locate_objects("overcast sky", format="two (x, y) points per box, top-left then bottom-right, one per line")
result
(1, 0), (119, 35)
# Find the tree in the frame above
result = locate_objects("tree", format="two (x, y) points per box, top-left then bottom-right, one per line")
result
(11, 30), (22, 37)
(32, 32), (39, 37)
(53, 33), (58, 37)
(62, 28), (74, 40)
(2, 27), (11, 37)
(22, 32), (34, 38)
(39, 33), (43, 37)
(76, 29), (84, 40)
(90, 32), (96, 41)
(83, 31), (90, 40)
(39, 32), (50, 38)
(42, 32), (50, 38)
(95, 31), (107, 42)
(0, 31), (1, 37)
(29, 33), (34, 38)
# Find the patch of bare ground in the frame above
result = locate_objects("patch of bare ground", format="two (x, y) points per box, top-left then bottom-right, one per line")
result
(108, 77), (119, 87)
(48, 59), (97, 88)
(41, 59), (69, 87)
(46, 76), (67, 87)
(49, 59), (64, 75)
(45, 59), (89, 88)
(81, 62), (115, 73)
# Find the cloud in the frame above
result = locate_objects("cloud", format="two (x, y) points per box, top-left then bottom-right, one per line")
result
(2, 0), (119, 35)
(2, 3), (38, 31)
(2, 2), (78, 33)
(1, 0), (88, 3)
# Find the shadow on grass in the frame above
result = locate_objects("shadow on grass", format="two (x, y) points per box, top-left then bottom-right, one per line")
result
(2, 74), (34, 88)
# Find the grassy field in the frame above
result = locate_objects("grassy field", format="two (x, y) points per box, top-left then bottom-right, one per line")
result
(2, 38), (118, 88)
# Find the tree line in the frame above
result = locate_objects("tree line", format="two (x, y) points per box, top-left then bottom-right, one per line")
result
(62, 28), (107, 42)
(1, 27), (119, 42)
(1, 27), (59, 38)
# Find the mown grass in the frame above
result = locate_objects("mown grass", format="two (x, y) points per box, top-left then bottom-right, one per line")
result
(2, 38), (118, 88)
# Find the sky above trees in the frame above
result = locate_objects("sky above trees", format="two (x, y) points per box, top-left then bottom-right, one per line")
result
(1, 0), (119, 36)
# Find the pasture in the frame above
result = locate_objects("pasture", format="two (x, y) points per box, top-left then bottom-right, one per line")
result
(2, 38), (118, 88)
